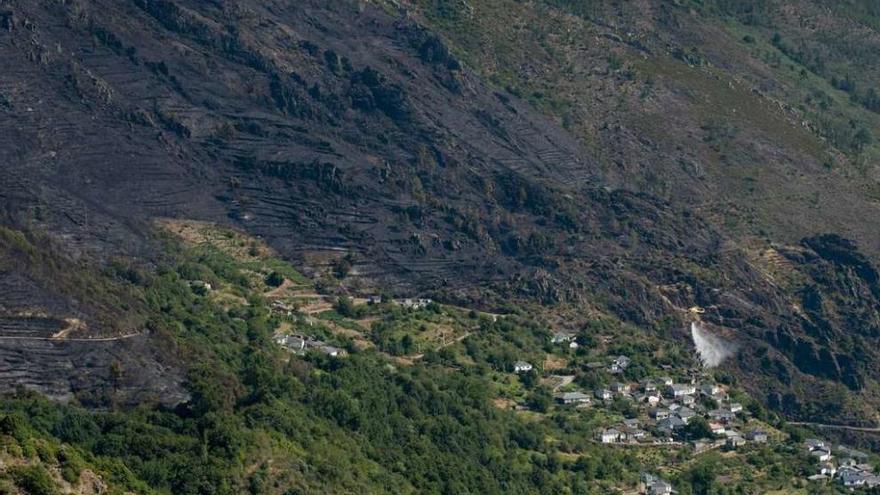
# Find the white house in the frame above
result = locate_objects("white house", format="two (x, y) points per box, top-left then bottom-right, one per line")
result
(513, 361), (533, 373)
(810, 449), (833, 462)
(728, 403), (743, 413)
(594, 388), (613, 400)
(819, 462), (836, 476)
(667, 384), (696, 398)
(557, 391), (591, 405)
(598, 428), (621, 443)
(805, 439), (826, 451)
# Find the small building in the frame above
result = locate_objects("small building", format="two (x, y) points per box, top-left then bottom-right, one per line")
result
(728, 403), (743, 413)
(657, 416), (685, 433)
(745, 429), (768, 443)
(819, 462), (836, 477)
(679, 394), (696, 406)
(651, 408), (671, 420)
(643, 474), (676, 495)
(648, 479), (676, 495)
(709, 422), (726, 435)
(708, 409), (736, 423)
(556, 391), (591, 405)
(726, 434), (746, 449)
(276, 335), (306, 351)
(622, 418), (640, 429)
(513, 361), (533, 373)
(318, 345), (345, 357)
(551, 332), (571, 344)
(658, 376), (674, 386)
(700, 383), (721, 396)
(611, 382), (631, 394)
(667, 384), (696, 398)
(810, 448), (833, 462)
(594, 388), (613, 400)
(805, 438), (826, 451)
(613, 355), (631, 369)
(598, 428), (621, 443)
(642, 380), (658, 393)
(676, 407), (697, 424)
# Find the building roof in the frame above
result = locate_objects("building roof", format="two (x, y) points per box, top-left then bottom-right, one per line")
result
(558, 391), (591, 401)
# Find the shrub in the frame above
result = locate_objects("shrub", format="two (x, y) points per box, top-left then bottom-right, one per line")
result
(11, 465), (58, 495)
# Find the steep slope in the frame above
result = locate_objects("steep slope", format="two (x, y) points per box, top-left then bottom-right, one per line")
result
(0, 0), (879, 427)
(400, 0), (880, 252)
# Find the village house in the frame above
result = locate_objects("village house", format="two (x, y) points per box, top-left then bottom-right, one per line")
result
(556, 391), (591, 405)
(728, 403), (743, 413)
(679, 394), (696, 406)
(726, 433), (746, 449)
(805, 439), (826, 451)
(551, 332), (571, 344)
(641, 380), (658, 393)
(676, 407), (697, 424)
(595, 388), (613, 400)
(642, 474), (676, 495)
(657, 416), (685, 433)
(276, 334), (346, 357)
(398, 298), (433, 309)
(318, 345), (345, 357)
(666, 383), (696, 398)
(650, 408), (671, 420)
(819, 462), (837, 477)
(745, 429), (768, 443)
(609, 355), (631, 373)
(611, 382), (631, 394)
(708, 408), (736, 423)
(627, 429), (648, 441)
(598, 428), (621, 443)
(622, 418), (640, 429)
(513, 361), (533, 373)
(810, 448), (833, 462)
(709, 422), (726, 435)
(658, 376), (674, 386)
(700, 383), (721, 396)
(276, 334), (306, 351)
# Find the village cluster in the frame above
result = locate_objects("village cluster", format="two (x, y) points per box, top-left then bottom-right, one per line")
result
(521, 343), (761, 450)
(514, 332), (880, 492)
(803, 438), (880, 488)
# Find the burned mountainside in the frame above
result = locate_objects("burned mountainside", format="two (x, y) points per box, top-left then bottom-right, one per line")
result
(0, 0), (879, 425)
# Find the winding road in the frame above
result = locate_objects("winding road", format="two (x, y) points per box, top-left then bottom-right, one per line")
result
(788, 422), (880, 433)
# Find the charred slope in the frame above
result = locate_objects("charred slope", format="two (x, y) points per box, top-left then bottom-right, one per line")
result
(0, 0), (878, 423)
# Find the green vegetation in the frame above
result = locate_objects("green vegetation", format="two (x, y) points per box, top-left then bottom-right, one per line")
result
(1, 223), (876, 493)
